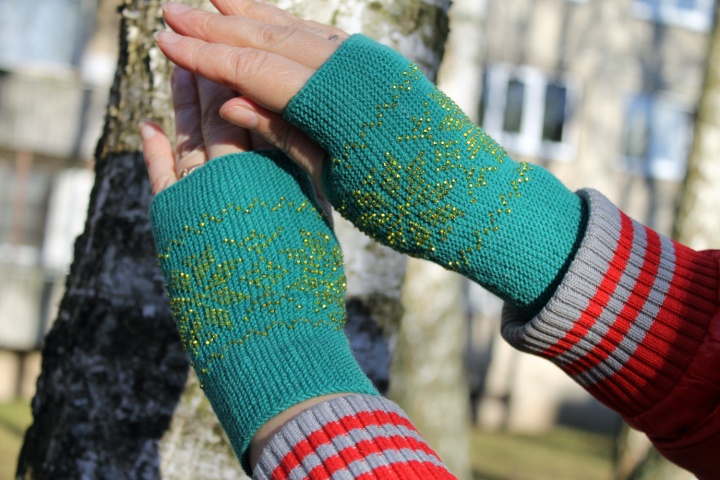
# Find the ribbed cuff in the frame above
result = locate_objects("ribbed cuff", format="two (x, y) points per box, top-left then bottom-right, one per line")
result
(501, 189), (719, 416)
(254, 395), (456, 479)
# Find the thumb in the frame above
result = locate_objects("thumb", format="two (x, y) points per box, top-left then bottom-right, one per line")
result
(220, 96), (327, 201)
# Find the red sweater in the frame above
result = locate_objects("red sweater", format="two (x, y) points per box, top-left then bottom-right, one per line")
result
(255, 190), (719, 479)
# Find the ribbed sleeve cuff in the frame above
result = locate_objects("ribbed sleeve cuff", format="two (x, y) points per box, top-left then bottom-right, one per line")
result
(501, 189), (719, 416)
(254, 395), (456, 479)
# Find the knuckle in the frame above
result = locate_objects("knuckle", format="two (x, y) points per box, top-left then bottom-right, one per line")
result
(200, 11), (220, 35)
(258, 25), (294, 47)
(278, 123), (298, 153)
(231, 48), (269, 80)
(191, 42), (215, 73)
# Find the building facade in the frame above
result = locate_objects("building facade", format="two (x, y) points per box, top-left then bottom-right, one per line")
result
(439, 0), (715, 432)
(0, 0), (116, 400)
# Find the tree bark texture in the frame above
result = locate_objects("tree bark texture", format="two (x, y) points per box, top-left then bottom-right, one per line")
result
(16, 1), (189, 478)
(674, 4), (720, 250)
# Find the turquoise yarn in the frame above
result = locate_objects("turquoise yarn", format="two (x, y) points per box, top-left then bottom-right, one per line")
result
(149, 151), (377, 473)
(286, 35), (586, 313)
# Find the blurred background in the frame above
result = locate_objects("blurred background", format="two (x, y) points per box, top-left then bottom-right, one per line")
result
(0, 0), (715, 478)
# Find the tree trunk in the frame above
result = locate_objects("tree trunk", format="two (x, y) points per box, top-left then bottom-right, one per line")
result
(390, 261), (472, 480)
(18, 0), (457, 477)
(16, 1), (189, 478)
(674, 3), (720, 250)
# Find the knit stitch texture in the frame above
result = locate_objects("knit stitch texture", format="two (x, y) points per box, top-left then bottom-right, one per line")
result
(285, 34), (586, 313)
(150, 151), (378, 472)
(502, 189), (719, 417)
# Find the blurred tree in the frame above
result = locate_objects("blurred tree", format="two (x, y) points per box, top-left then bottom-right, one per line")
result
(17, 0), (461, 478)
(674, 3), (720, 250)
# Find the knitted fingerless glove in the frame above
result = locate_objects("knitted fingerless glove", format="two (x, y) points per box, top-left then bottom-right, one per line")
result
(149, 151), (378, 473)
(285, 35), (587, 313)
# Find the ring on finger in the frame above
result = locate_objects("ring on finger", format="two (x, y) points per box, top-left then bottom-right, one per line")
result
(180, 164), (203, 178)
(328, 34), (339, 41)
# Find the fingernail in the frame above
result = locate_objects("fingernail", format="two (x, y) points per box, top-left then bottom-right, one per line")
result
(163, 2), (193, 14)
(223, 105), (259, 129)
(139, 122), (156, 140)
(154, 30), (182, 44)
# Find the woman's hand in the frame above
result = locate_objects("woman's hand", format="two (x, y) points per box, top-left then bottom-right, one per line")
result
(156, 0), (347, 111)
(141, 67), (273, 194)
(153, 1), (347, 191)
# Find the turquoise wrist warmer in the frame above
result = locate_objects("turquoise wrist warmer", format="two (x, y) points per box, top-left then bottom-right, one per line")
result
(285, 35), (586, 312)
(149, 151), (378, 473)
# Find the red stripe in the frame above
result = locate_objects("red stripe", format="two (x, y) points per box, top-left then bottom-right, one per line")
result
(353, 460), (456, 479)
(541, 212), (635, 362)
(272, 410), (438, 479)
(563, 224), (661, 384)
(305, 441), (455, 480)
(596, 235), (717, 415)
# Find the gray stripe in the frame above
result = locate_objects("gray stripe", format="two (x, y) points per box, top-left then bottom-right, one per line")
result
(282, 423), (446, 478)
(289, 447), (448, 479)
(502, 189), (623, 356)
(501, 189), (680, 389)
(561, 220), (647, 385)
(255, 394), (427, 479)
(562, 222), (646, 356)
(575, 230), (675, 386)
(574, 223), (676, 385)
(341, 447), (450, 478)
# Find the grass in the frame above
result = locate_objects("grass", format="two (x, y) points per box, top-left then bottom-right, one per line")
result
(0, 401), (614, 480)
(0, 401), (32, 480)
(471, 426), (614, 480)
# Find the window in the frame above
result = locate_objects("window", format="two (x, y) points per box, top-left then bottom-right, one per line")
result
(621, 94), (693, 181)
(0, 155), (51, 265)
(479, 64), (581, 162)
(0, 0), (94, 70)
(633, 0), (716, 31)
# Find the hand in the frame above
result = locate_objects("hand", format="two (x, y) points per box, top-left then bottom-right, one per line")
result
(141, 66), (272, 194)
(153, 0), (347, 194)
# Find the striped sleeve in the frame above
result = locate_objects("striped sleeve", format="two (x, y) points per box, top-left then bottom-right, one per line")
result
(501, 188), (720, 418)
(253, 395), (457, 480)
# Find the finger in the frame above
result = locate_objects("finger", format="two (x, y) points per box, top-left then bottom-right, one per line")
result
(219, 96), (326, 199)
(248, 130), (273, 151)
(303, 20), (349, 42)
(162, 4), (338, 69)
(195, 75), (251, 158)
(155, 31), (313, 112)
(140, 121), (177, 195)
(172, 67), (209, 176)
